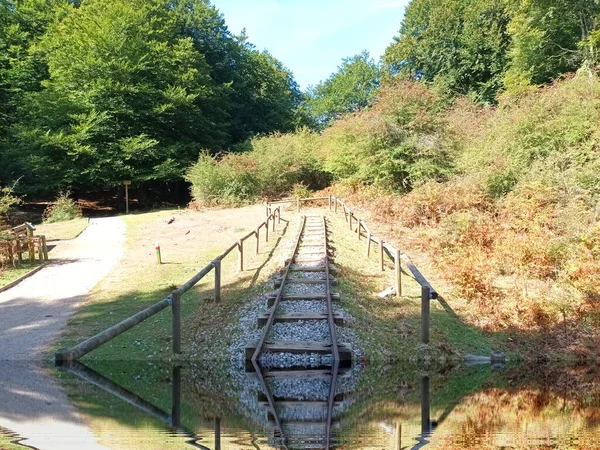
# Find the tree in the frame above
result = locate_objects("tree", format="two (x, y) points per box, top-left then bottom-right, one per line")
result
(305, 50), (380, 127)
(503, 0), (600, 91)
(173, 1), (302, 142)
(1, 0), (304, 195)
(383, 0), (510, 103)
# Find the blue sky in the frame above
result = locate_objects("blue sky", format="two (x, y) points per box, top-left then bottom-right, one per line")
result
(211, 0), (409, 90)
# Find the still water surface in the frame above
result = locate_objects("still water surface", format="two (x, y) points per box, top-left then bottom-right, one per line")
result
(1, 361), (600, 450)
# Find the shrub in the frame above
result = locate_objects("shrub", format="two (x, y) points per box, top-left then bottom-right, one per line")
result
(185, 153), (260, 207)
(186, 129), (330, 206)
(322, 81), (456, 190)
(43, 192), (83, 223)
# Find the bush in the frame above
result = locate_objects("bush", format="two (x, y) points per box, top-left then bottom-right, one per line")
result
(321, 81), (455, 190)
(186, 129), (330, 206)
(43, 192), (83, 223)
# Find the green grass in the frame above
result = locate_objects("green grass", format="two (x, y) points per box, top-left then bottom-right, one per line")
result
(54, 206), (290, 362)
(0, 432), (30, 450)
(35, 217), (88, 240)
(0, 260), (43, 288)
(323, 208), (496, 363)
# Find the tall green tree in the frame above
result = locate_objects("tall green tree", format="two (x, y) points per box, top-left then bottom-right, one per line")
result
(6, 0), (223, 193)
(173, 1), (302, 142)
(305, 50), (380, 128)
(2, 0), (303, 195)
(383, 0), (510, 103)
(504, 0), (600, 91)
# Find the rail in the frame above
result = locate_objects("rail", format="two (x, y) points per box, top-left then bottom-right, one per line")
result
(55, 207), (282, 364)
(267, 195), (438, 344)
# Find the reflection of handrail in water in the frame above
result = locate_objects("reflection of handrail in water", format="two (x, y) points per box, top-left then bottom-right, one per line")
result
(58, 361), (211, 450)
(409, 374), (462, 450)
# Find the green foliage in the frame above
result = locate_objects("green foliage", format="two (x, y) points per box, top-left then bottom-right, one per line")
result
(305, 50), (380, 127)
(42, 191), (83, 223)
(0, 184), (20, 217)
(383, 0), (510, 103)
(186, 130), (328, 206)
(322, 81), (455, 190)
(185, 152), (260, 207)
(0, 0), (302, 196)
(504, 0), (600, 91)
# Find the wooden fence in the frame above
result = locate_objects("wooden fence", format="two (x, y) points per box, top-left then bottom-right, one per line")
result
(55, 207), (282, 364)
(269, 195), (438, 344)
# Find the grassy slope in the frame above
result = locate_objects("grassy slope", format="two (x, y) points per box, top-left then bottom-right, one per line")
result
(323, 208), (495, 363)
(35, 217), (89, 240)
(54, 205), (289, 362)
(0, 260), (43, 288)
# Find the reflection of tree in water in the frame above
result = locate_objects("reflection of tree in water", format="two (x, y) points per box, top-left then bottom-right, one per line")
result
(57, 359), (600, 450)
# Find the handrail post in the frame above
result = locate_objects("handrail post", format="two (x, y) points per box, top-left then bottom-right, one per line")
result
(395, 250), (402, 297)
(171, 365), (181, 427)
(349, 213), (353, 230)
(366, 233), (372, 257)
(277, 207), (281, 224)
(357, 220), (361, 240)
(255, 229), (259, 255)
(334, 197), (338, 214)
(328, 195), (332, 210)
(171, 290), (181, 354)
(272, 213), (276, 232)
(238, 240), (243, 271)
(379, 238), (384, 271)
(214, 259), (221, 302)
(265, 220), (269, 242)
(421, 285), (430, 344)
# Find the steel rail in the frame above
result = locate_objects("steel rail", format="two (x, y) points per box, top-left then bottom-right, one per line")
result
(323, 215), (340, 450)
(250, 215), (307, 363)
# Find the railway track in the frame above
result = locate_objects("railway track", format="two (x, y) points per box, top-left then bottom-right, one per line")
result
(246, 214), (352, 449)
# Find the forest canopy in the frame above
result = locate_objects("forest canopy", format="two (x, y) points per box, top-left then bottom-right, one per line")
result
(0, 0), (302, 195)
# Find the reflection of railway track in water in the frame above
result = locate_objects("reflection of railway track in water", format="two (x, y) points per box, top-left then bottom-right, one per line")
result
(247, 215), (351, 449)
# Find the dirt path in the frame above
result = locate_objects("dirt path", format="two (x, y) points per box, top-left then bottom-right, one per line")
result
(0, 216), (125, 360)
(0, 216), (125, 450)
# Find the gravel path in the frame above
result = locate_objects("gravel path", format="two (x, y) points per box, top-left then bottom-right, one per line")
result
(0, 216), (125, 450)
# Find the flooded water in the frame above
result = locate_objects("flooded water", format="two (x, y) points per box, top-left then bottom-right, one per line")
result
(2, 360), (600, 449)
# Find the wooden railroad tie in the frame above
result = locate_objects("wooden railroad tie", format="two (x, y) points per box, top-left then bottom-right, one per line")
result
(258, 312), (344, 327)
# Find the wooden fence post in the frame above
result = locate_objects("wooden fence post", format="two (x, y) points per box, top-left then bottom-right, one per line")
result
(272, 214), (276, 232)
(265, 220), (269, 242)
(421, 285), (430, 344)
(349, 213), (353, 230)
(357, 220), (361, 240)
(238, 240), (243, 271)
(28, 238), (34, 261)
(334, 198), (338, 214)
(379, 239), (384, 271)
(255, 229), (259, 255)
(395, 249), (402, 297)
(171, 290), (181, 354)
(41, 236), (48, 261)
(171, 365), (181, 427)
(214, 260), (221, 303)
(366, 233), (372, 257)
(38, 237), (43, 261)
(328, 195), (332, 210)
(421, 375), (431, 433)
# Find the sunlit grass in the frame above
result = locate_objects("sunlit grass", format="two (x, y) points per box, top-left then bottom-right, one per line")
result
(0, 260), (44, 288)
(35, 217), (89, 240)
